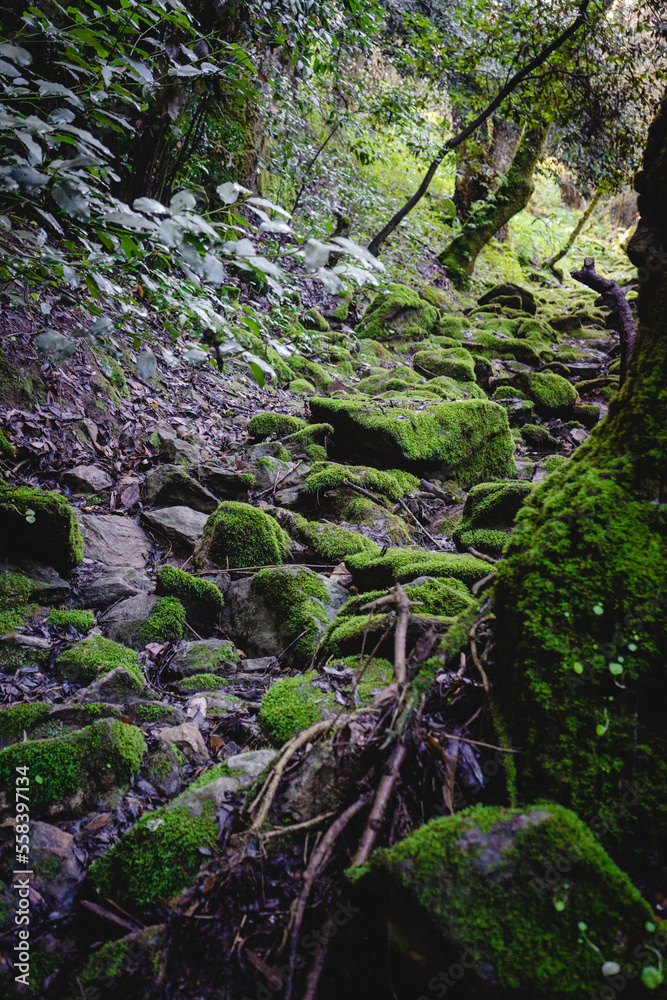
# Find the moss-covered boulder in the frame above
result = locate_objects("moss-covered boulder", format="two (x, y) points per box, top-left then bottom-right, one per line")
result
(356, 366), (426, 395)
(478, 281), (537, 315)
(520, 422), (561, 451)
(56, 635), (145, 688)
(271, 509), (381, 562)
(309, 397), (516, 486)
(512, 371), (579, 416)
(356, 283), (438, 342)
(345, 548), (489, 591)
(193, 501), (292, 568)
(303, 462), (419, 502)
(0, 718), (145, 818)
(226, 565), (348, 667)
(259, 671), (334, 744)
(351, 804), (662, 999)
(168, 638), (240, 678)
(247, 411), (308, 440)
(156, 565), (223, 635)
(71, 924), (166, 1000)
(0, 483), (83, 573)
(413, 347), (476, 382)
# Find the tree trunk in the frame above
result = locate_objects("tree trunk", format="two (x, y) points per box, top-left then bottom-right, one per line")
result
(493, 91), (667, 880)
(438, 122), (549, 289)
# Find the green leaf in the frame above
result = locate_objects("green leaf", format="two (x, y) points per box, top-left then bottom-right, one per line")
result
(249, 361), (265, 387)
(52, 181), (90, 219)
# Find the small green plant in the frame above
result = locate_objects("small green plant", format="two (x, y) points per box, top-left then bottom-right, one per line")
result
(48, 609), (95, 632)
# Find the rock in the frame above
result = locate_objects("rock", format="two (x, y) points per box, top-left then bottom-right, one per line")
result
(99, 593), (158, 624)
(0, 702), (120, 748)
(88, 769), (240, 906)
(259, 671), (335, 744)
(520, 423), (561, 451)
(452, 481), (533, 556)
(511, 371), (579, 417)
(356, 283), (439, 342)
(79, 513), (151, 572)
(141, 744), (185, 797)
(309, 397), (516, 487)
(478, 281), (537, 315)
(31, 822), (83, 907)
(169, 639), (240, 678)
(55, 634), (144, 686)
(152, 421), (208, 464)
(0, 483), (83, 574)
(77, 571), (152, 608)
(226, 748), (277, 780)
(196, 463), (255, 500)
(413, 346), (476, 382)
(141, 506), (208, 551)
(62, 465), (113, 493)
(352, 804), (656, 1000)
(3, 561), (70, 604)
(226, 565), (348, 668)
(73, 666), (149, 704)
(71, 925), (166, 1000)
(0, 718), (145, 819)
(155, 565), (224, 636)
(247, 412), (308, 440)
(345, 548), (490, 590)
(570, 427), (589, 445)
(193, 501), (292, 569)
(157, 721), (208, 764)
(142, 464), (218, 513)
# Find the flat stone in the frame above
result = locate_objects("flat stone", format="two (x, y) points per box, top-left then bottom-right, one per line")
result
(173, 775), (239, 817)
(141, 506), (207, 552)
(62, 465), (113, 493)
(196, 463), (253, 500)
(226, 748), (277, 781)
(79, 514), (151, 572)
(74, 666), (148, 705)
(157, 721), (208, 763)
(142, 465), (218, 513)
(2, 561), (70, 605)
(99, 593), (157, 624)
(169, 639), (240, 678)
(77, 571), (152, 608)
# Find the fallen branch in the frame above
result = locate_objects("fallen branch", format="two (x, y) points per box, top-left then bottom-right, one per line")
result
(570, 256), (636, 383)
(393, 583), (410, 687)
(467, 545), (498, 565)
(260, 810), (337, 841)
(351, 740), (407, 867)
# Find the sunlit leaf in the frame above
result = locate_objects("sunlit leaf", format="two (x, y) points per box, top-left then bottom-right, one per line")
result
(217, 181), (251, 205)
(0, 43), (32, 67)
(38, 81), (83, 108)
(170, 189), (196, 212)
(136, 346), (157, 379)
(52, 181), (90, 219)
(246, 196), (291, 218)
(133, 197), (169, 214)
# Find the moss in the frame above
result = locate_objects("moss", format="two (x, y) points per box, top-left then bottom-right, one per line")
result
(543, 454), (569, 473)
(289, 377), (317, 395)
(133, 703), (178, 723)
(0, 482), (83, 572)
(287, 355), (335, 391)
(433, 314), (465, 337)
(356, 366), (425, 395)
(303, 307), (330, 332)
(516, 317), (558, 343)
(56, 635), (145, 687)
(251, 566), (331, 662)
(0, 570), (32, 606)
(104, 356), (130, 398)
(259, 671), (329, 745)
(342, 496), (413, 545)
(76, 925), (165, 995)
(140, 596), (186, 643)
(357, 283), (438, 342)
(344, 655), (394, 705)
(512, 372), (579, 413)
(304, 461), (418, 502)
(247, 411), (308, 440)
(175, 673), (230, 692)
(493, 385), (528, 401)
(464, 332), (544, 367)
(47, 608), (96, 632)
(282, 422), (334, 448)
(456, 528), (510, 556)
(309, 397), (516, 486)
(339, 577), (473, 619)
(200, 501), (291, 568)
(458, 481), (533, 530)
(426, 376), (486, 401)
(320, 609), (454, 660)
(413, 347), (476, 382)
(292, 513), (380, 561)
(0, 428), (14, 458)
(346, 548), (489, 591)
(520, 423), (561, 450)
(357, 803), (656, 998)
(0, 702), (50, 744)
(0, 718), (145, 810)
(89, 802), (218, 906)
(156, 565), (223, 612)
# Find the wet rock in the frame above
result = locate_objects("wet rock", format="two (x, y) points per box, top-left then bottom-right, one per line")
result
(142, 464), (218, 513)
(79, 513), (151, 572)
(100, 593), (158, 624)
(31, 822), (83, 907)
(141, 506), (208, 551)
(62, 465), (113, 493)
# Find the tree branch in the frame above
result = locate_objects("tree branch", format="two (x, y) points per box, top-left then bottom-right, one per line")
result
(570, 257), (636, 383)
(367, 0), (596, 257)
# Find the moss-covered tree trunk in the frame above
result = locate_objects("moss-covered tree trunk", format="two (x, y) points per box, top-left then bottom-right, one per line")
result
(439, 122), (549, 289)
(493, 92), (667, 879)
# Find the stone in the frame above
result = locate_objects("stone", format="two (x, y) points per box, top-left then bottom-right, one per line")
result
(157, 721), (208, 764)
(62, 465), (113, 493)
(79, 514), (151, 572)
(99, 593), (158, 624)
(6, 561), (70, 604)
(142, 464), (218, 513)
(31, 822), (83, 907)
(169, 639), (240, 678)
(352, 804), (656, 1000)
(141, 744), (185, 798)
(196, 463), (254, 500)
(478, 281), (537, 315)
(77, 571), (152, 608)
(0, 483), (83, 574)
(73, 666), (149, 705)
(141, 506), (207, 551)
(226, 748), (277, 781)
(153, 422), (206, 464)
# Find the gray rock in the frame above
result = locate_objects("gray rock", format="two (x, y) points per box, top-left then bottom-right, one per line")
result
(2, 562), (70, 604)
(62, 465), (113, 493)
(173, 775), (239, 817)
(77, 571), (152, 608)
(79, 514), (151, 572)
(142, 465), (218, 513)
(73, 666), (149, 704)
(31, 822), (83, 907)
(141, 744), (185, 797)
(169, 639), (240, 678)
(141, 506), (207, 551)
(100, 593), (157, 624)
(196, 463), (253, 500)
(226, 748), (277, 781)
(157, 721), (208, 763)
(153, 422), (207, 465)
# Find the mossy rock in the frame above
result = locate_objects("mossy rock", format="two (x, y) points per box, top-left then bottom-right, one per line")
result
(289, 512), (381, 561)
(352, 803), (661, 999)
(356, 365), (425, 395)
(140, 596), (186, 643)
(338, 576), (473, 620)
(425, 375), (486, 401)
(174, 673), (232, 692)
(88, 769), (240, 906)
(458, 480), (534, 531)
(289, 377), (317, 395)
(302, 307), (330, 331)
(168, 638), (240, 678)
(156, 565), (223, 635)
(356, 283), (438, 342)
(433, 313), (465, 338)
(258, 670), (334, 745)
(47, 608), (95, 632)
(413, 347), (476, 383)
(0, 718), (145, 817)
(304, 461), (419, 502)
(520, 423), (561, 451)
(516, 317), (558, 343)
(0, 429), (14, 458)
(0, 483), (83, 573)
(478, 281), (537, 314)
(345, 548), (489, 591)
(194, 501), (291, 568)
(512, 371), (579, 416)
(286, 355), (335, 391)
(72, 924), (166, 1000)
(465, 332), (544, 367)
(455, 527), (510, 556)
(56, 635), (146, 688)
(309, 397), (516, 486)
(247, 412), (308, 440)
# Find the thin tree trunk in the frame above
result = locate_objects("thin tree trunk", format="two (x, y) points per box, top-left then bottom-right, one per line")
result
(366, 0), (596, 257)
(545, 187), (602, 278)
(438, 122), (550, 288)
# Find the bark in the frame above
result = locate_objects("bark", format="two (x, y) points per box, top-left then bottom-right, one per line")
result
(570, 256), (636, 383)
(453, 118), (522, 229)
(438, 122), (550, 289)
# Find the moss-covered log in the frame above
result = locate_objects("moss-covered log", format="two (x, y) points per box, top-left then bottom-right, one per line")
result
(439, 123), (550, 289)
(493, 91), (667, 876)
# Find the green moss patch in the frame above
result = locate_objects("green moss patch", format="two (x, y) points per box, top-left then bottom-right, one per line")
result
(139, 596), (186, 643)
(56, 635), (145, 687)
(199, 501), (291, 568)
(346, 548), (489, 591)
(48, 608), (96, 632)
(251, 566), (332, 663)
(247, 412), (308, 440)
(259, 671), (331, 744)
(356, 283), (438, 342)
(291, 513), (380, 561)
(413, 347), (476, 382)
